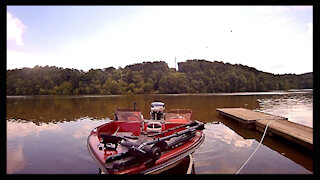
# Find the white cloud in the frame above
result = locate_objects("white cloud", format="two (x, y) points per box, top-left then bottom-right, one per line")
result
(307, 22), (312, 36)
(58, 6), (312, 74)
(7, 50), (42, 69)
(293, 6), (313, 11)
(6, 6), (312, 74)
(7, 12), (27, 46)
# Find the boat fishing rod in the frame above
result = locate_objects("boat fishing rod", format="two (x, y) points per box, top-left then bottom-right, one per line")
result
(100, 121), (204, 149)
(144, 121), (204, 146)
(103, 121), (204, 171)
(104, 121), (204, 157)
(147, 120), (202, 137)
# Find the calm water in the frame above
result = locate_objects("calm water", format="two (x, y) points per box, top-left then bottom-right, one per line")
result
(6, 90), (313, 174)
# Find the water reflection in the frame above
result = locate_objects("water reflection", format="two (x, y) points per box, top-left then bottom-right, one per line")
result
(217, 115), (313, 172)
(257, 93), (313, 127)
(7, 144), (27, 174)
(194, 123), (312, 174)
(204, 123), (254, 148)
(6, 118), (108, 174)
(6, 91), (313, 174)
(194, 123), (256, 174)
(6, 94), (260, 123)
(7, 120), (62, 138)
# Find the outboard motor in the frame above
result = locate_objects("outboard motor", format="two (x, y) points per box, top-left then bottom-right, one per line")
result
(150, 101), (165, 120)
(150, 111), (164, 120)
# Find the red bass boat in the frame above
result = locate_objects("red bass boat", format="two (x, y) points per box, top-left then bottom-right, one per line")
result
(87, 102), (205, 174)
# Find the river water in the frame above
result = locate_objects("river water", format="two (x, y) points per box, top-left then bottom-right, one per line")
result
(6, 90), (313, 174)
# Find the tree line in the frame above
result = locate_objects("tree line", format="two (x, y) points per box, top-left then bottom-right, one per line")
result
(6, 60), (313, 95)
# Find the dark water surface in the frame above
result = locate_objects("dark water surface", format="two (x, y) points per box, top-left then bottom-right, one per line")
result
(6, 90), (313, 174)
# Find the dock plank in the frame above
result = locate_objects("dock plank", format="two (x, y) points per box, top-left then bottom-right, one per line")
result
(216, 108), (312, 150)
(256, 120), (313, 150)
(216, 108), (287, 124)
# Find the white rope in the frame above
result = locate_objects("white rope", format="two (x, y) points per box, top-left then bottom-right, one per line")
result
(236, 119), (277, 174)
(113, 126), (120, 135)
(186, 154), (194, 174)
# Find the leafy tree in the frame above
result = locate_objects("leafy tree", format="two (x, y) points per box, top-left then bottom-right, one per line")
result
(6, 60), (313, 95)
(159, 72), (189, 94)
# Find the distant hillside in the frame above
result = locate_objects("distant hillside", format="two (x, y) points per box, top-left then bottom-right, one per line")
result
(177, 59), (313, 93)
(6, 60), (313, 95)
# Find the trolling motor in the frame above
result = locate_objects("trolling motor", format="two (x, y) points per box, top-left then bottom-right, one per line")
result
(100, 121), (204, 172)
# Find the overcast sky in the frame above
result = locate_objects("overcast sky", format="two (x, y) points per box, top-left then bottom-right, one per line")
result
(7, 6), (312, 74)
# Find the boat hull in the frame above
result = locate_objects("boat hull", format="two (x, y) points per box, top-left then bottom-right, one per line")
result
(87, 120), (205, 174)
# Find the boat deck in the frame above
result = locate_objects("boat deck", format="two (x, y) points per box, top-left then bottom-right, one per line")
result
(216, 108), (313, 150)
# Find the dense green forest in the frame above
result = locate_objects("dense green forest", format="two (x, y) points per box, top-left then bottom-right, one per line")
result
(6, 60), (313, 95)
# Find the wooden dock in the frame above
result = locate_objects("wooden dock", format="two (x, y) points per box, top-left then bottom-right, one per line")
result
(216, 108), (313, 150)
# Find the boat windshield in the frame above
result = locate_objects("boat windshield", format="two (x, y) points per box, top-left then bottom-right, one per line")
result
(165, 109), (192, 121)
(115, 109), (143, 121)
